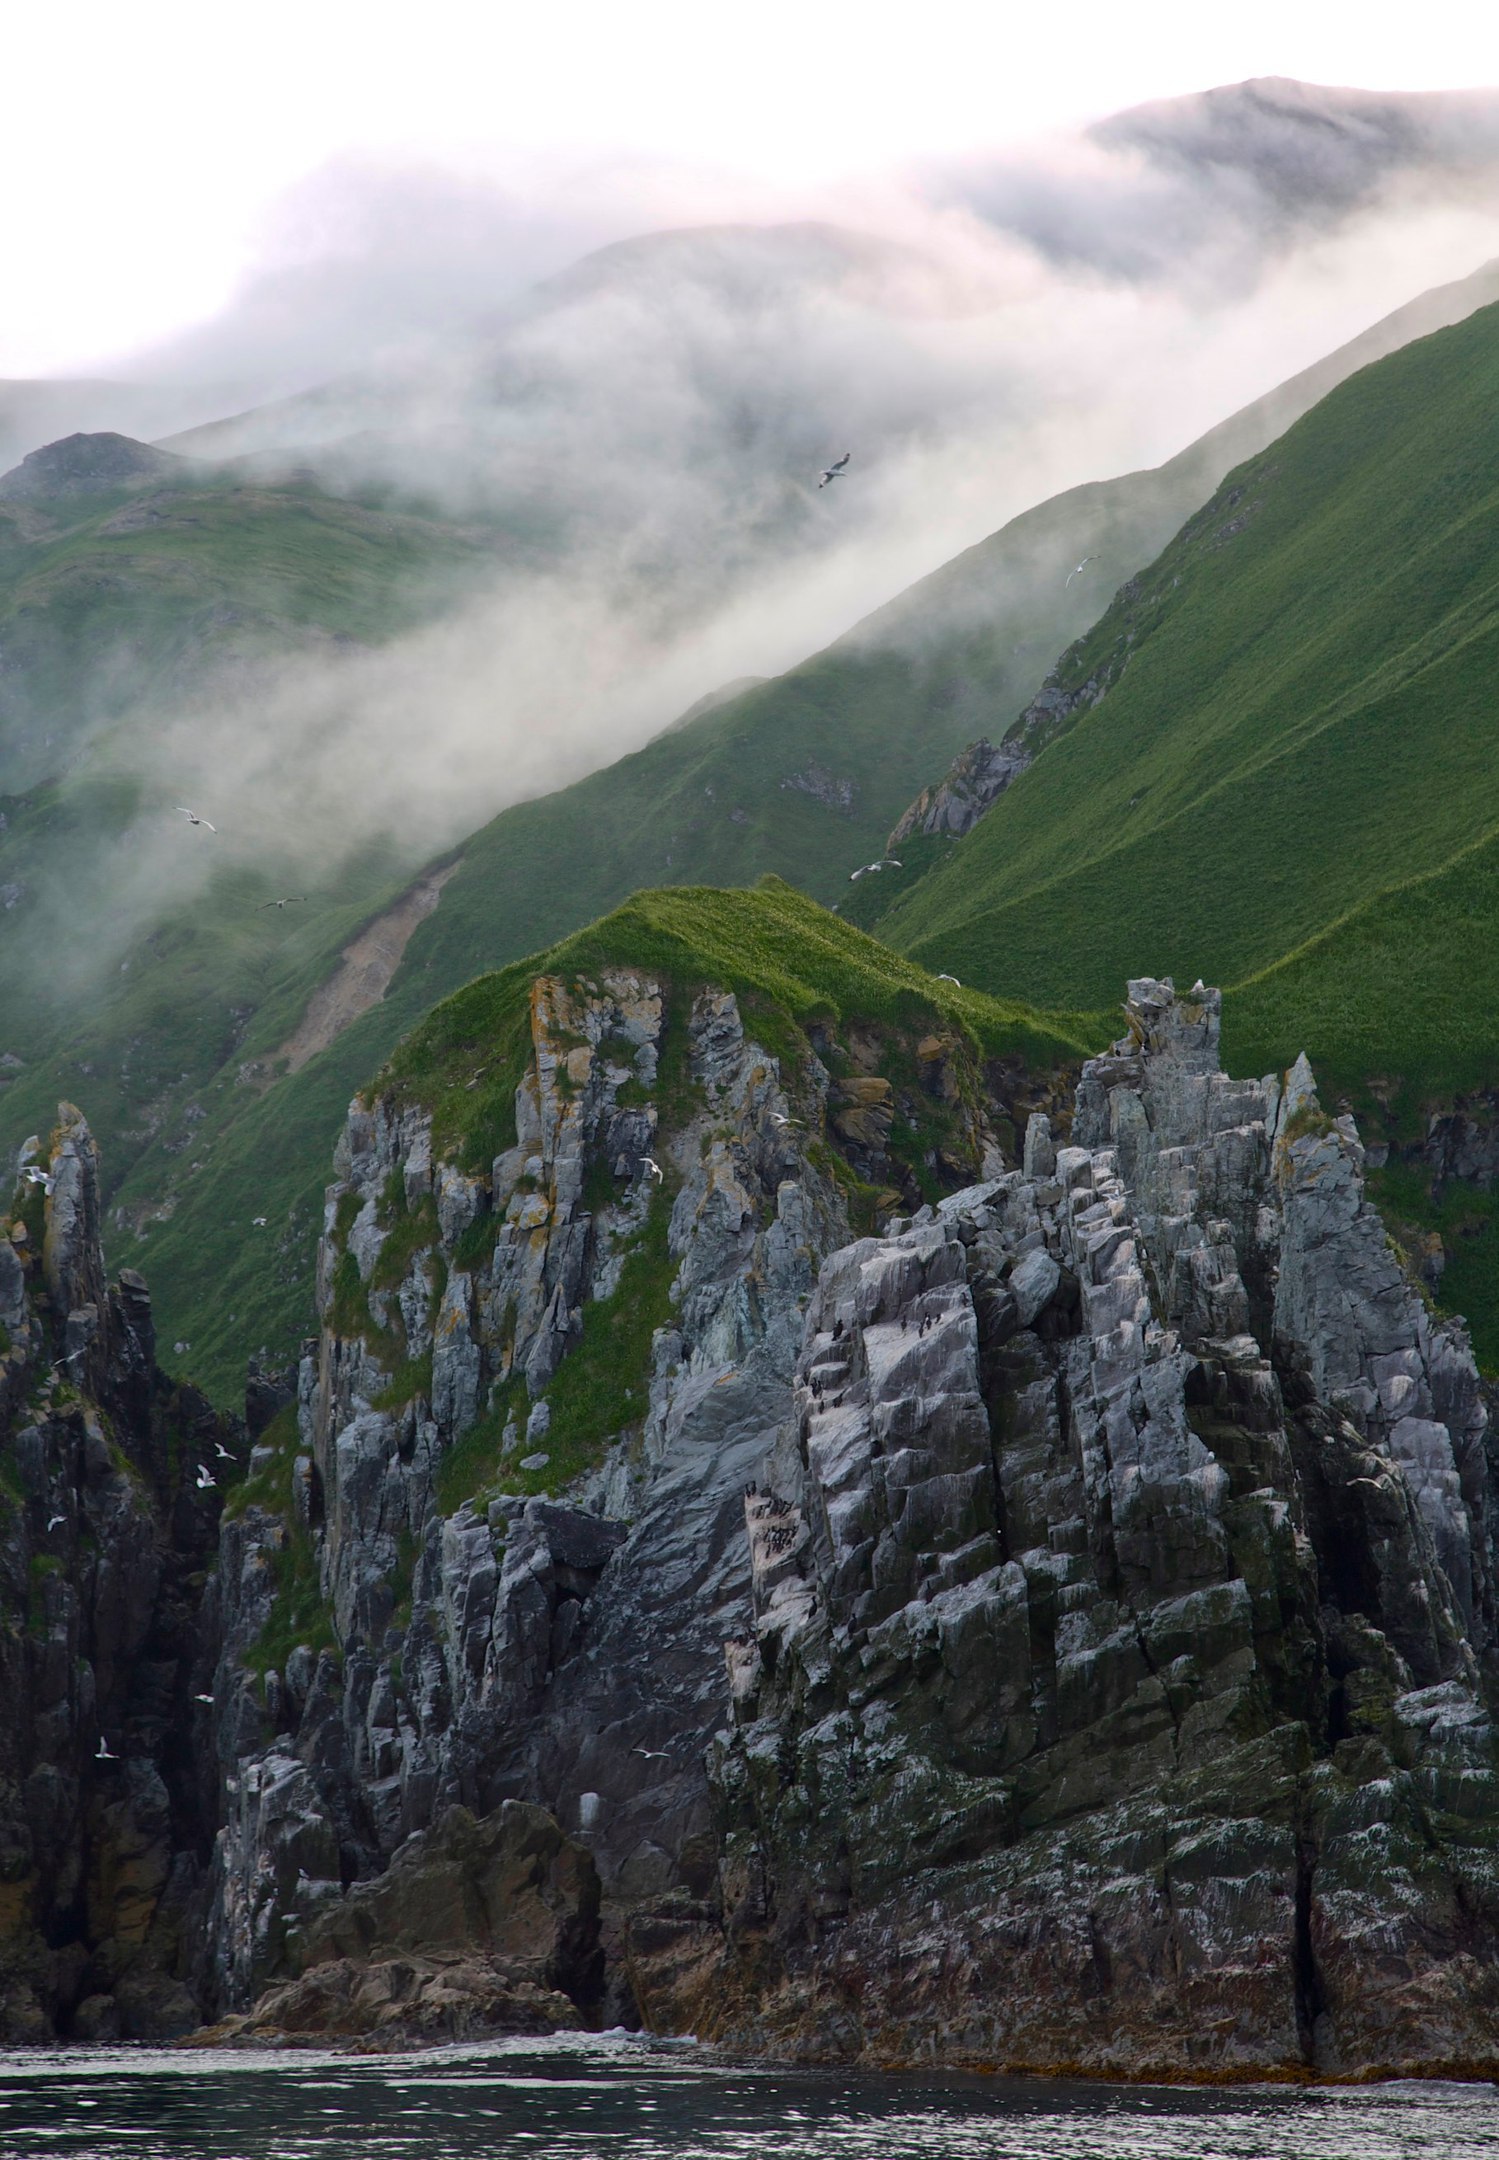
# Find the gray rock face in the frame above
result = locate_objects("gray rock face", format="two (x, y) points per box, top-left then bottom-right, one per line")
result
(642, 980), (1499, 2076)
(201, 973), (862, 2016)
(0, 1110), (238, 2042)
(35, 956), (1487, 2073)
(886, 737), (1031, 849)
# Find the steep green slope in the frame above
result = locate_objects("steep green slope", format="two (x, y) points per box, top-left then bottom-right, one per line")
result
(879, 298), (1499, 1113)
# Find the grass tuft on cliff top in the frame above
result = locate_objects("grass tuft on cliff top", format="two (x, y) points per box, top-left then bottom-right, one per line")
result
(380, 877), (1098, 1164)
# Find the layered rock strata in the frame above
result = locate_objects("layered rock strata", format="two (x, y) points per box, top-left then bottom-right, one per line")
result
(643, 982), (1499, 2075)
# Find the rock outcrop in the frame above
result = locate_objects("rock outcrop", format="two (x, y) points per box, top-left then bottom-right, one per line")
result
(0, 1107), (237, 2042)
(886, 737), (1030, 849)
(628, 981), (1499, 2076)
(201, 1800), (600, 2046)
(199, 967), (1005, 2028)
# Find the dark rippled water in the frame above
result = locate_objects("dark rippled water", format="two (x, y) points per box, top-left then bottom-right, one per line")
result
(0, 2033), (1496, 2158)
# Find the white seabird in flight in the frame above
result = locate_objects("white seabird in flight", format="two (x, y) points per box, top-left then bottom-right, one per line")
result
(176, 807), (216, 831)
(258, 896), (307, 911)
(641, 1157), (664, 1184)
(937, 973), (961, 986)
(1065, 555), (1098, 587)
(195, 1465), (216, 1491)
(818, 453), (850, 489)
(95, 1735), (117, 1761)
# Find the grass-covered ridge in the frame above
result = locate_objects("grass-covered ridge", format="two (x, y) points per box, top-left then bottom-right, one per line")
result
(872, 297), (1499, 1123)
(381, 878), (1097, 1142)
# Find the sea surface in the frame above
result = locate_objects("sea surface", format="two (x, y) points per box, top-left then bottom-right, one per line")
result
(0, 2031), (1496, 2159)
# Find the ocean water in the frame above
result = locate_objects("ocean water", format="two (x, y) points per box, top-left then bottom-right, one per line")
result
(0, 2032), (1496, 2159)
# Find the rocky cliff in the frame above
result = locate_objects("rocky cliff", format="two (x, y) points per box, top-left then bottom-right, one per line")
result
(8, 962), (1499, 2075)
(0, 1107), (238, 2041)
(642, 981), (1499, 2075)
(193, 944), (1035, 2040)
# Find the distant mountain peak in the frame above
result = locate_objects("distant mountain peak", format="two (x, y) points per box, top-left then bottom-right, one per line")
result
(0, 430), (193, 503)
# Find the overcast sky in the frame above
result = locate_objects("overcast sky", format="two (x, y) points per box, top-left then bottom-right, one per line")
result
(6, 0), (1499, 377)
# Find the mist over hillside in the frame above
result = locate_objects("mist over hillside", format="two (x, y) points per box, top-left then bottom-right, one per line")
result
(7, 77), (1499, 1108)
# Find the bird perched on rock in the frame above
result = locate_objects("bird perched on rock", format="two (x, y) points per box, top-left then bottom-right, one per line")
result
(176, 807), (216, 831)
(1066, 554), (1098, 586)
(818, 452), (850, 488)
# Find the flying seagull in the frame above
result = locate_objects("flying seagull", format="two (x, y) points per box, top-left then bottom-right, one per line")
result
(46, 1513), (64, 1530)
(195, 1693), (214, 1706)
(883, 858), (903, 869)
(95, 1735), (117, 1762)
(641, 1157), (664, 1184)
(818, 453), (850, 489)
(769, 1113), (802, 1129)
(176, 808), (216, 831)
(22, 1166), (53, 1191)
(251, 1216), (267, 1227)
(1065, 554), (1098, 587)
(215, 1442), (233, 1460)
(258, 896), (307, 911)
(195, 1465), (216, 1491)
(632, 1746), (671, 1760)
(937, 973), (961, 986)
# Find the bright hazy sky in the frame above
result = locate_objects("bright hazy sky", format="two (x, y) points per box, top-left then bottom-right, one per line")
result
(7, 0), (1499, 375)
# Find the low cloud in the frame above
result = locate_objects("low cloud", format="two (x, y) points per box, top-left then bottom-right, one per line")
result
(9, 75), (1499, 1012)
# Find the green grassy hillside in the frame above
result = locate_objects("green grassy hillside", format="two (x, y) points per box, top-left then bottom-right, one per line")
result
(878, 299), (1499, 1078)
(0, 449), (505, 793)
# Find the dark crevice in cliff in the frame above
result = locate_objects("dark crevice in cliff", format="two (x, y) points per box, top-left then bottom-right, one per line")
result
(1293, 1833), (1325, 2068)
